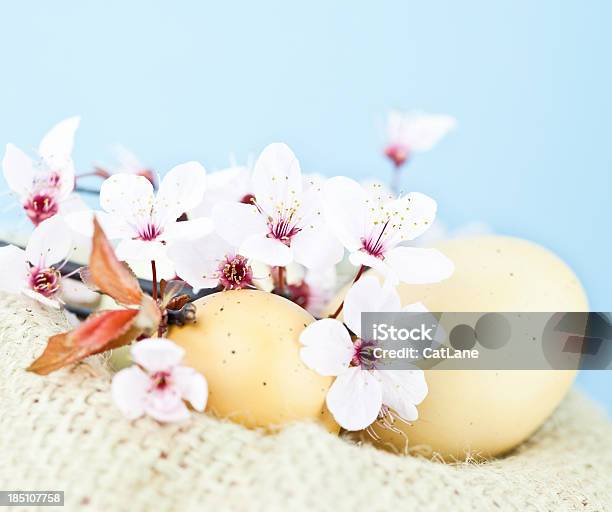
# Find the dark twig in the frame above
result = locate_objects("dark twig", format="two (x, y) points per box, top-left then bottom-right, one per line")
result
(0, 238), (216, 322)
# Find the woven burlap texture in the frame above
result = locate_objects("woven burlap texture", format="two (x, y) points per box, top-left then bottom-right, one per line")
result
(0, 293), (611, 512)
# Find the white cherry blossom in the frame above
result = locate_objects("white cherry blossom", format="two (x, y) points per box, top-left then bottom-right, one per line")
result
(212, 143), (343, 269)
(324, 176), (454, 286)
(384, 110), (457, 168)
(168, 233), (253, 292)
(112, 338), (207, 423)
(189, 164), (253, 218)
(285, 265), (338, 317)
(0, 216), (74, 308)
(2, 116), (85, 225)
(92, 145), (157, 186)
(299, 276), (428, 431)
(189, 157), (325, 219)
(67, 162), (211, 262)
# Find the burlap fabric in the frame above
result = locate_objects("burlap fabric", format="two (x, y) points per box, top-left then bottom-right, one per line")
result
(1, 293), (611, 511)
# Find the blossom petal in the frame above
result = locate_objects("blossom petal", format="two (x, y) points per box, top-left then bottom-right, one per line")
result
(323, 176), (369, 252)
(38, 116), (80, 167)
(64, 210), (135, 240)
(292, 225), (344, 270)
(2, 143), (36, 198)
(348, 251), (389, 276)
(211, 201), (267, 247)
(131, 338), (185, 373)
(383, 192), (437, 242)
(39, 116), (80, 197)
(240, 233), (292, 266)
(59, 277), (100, 307)
(189, 166), (251, 217)
(22, 289), (62, 309)
(361, 179), (395, 202)
(252, 143), (302, 216)
(111, 366), (150, 420)
(326, 367), (382, 431)
(115, 239), (167, 262)
(173, 366), (208, 412)
(292, 180), (325, 227)
(167, 234), (231, 292)
(153, 161), (207, 227)
(299, 319), (354, 377)
(113, 145), (145, 174)
(143, 389), (191, 423)
(0, 245), (28, 294)
(100, 174), (155, 228)
(388, 111), (456, 152)
(373, 368), (428, 422)
(343, 275), (401, 338)
(384, 246), (454, 284)
(162, 217), (214, 242)
(58, 193), (89, 214)
(25, 216), (73, 268)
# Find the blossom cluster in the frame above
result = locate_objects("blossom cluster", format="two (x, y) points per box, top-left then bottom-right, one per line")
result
(0, 113), (455, 430)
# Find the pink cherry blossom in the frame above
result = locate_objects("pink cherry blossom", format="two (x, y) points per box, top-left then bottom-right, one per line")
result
(168, 233), (254, 292)
(299, 276), (428, 431)
(384, 110), (457, 168)
(112, 338), (208, 423)
(189, 164), (253, 218)
(66, 162), (212, 262)
(92, 145), (157, 187)
(286, 265), (337, 317)
(324, 176), (454, 286)
(212, 143), (343, 270)
(0, 216), (74, 308)
(2, 117), (86, 226)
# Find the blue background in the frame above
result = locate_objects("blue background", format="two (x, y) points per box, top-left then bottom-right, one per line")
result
(0, 1), (609, 412)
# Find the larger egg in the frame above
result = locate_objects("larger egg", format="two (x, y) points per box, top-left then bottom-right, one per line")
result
(328, 236), (588, 458)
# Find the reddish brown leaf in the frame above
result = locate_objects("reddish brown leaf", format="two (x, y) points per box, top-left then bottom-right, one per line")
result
(166, 294), (191, 311)
(27, 309), (140, 375)
(90, 217), (142, 305)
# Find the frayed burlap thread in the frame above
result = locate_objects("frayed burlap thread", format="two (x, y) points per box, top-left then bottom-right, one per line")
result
(0, 293), (611, 512)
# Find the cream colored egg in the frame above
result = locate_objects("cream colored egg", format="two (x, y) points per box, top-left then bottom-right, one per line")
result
(169, 290), (339, 434)
(329, 236), (588, 459)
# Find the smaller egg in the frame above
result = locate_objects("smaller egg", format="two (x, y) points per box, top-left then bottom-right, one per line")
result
(169, 290), (339, 433)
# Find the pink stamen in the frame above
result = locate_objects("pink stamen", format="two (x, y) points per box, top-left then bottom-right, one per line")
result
(24, 193), (59, 226)
(360, 220), (390, 258)
(351, 338), (378, 370)
(150, 371), (172, 391)
(218, 254), (253, 290)
(29, 267), (61, 297)
(268, 217), (301, 246)
(138, 223), (163, 242)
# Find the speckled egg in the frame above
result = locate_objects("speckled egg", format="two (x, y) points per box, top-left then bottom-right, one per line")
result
(169, 290), (339, 433)
(327, 236), (588, 458)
